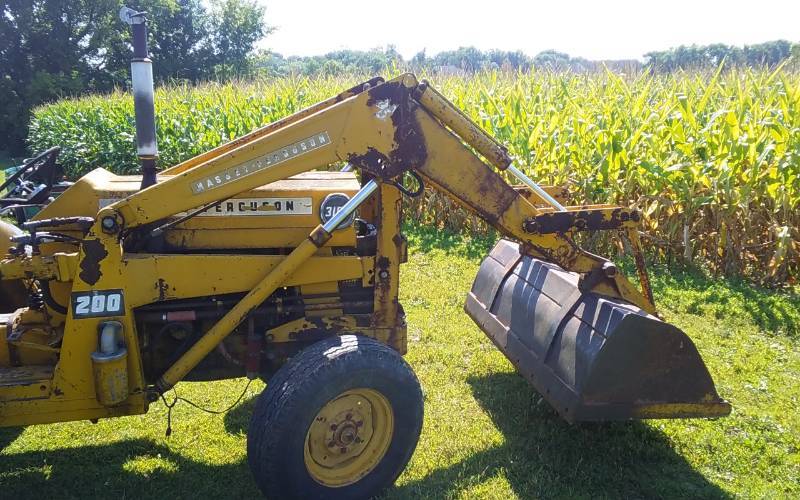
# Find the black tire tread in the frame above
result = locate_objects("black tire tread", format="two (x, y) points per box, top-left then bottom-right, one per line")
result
(247, 335), (422, 499)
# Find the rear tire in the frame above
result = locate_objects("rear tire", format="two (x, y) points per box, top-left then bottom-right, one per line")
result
(247, 335), (423, 499)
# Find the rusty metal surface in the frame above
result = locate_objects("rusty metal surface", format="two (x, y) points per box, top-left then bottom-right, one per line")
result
(371, 184), (403, 342)
(513, 185), (570, 206)
(523, 207), (640, 234)
(347, 79), (427, 180)
(308, 225), (332, 248)
(465, 239), (731, 422)
(626, 228), (656, 311)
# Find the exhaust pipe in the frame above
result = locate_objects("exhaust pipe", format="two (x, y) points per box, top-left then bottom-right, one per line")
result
(120, 6), (158, 189)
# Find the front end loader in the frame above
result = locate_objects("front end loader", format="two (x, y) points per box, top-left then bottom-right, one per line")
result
(0, 11), (729, 498)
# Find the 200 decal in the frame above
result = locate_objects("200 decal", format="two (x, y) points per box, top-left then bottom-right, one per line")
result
(71, 290), (125, 318)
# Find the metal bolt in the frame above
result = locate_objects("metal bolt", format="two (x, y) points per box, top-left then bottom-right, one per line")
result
(602, 262), (617, 278)
(379, 270), (389, 279)
(330, 423), (338, 431)
(101, 216), (119, 234)
(340, 428), (356, 444)
(523, 219), (539, 233)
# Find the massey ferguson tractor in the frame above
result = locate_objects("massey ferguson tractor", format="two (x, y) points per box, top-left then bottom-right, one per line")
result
(0, 8), (729, 499)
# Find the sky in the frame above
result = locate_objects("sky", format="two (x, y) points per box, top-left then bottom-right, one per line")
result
(258, 0), (800, 61)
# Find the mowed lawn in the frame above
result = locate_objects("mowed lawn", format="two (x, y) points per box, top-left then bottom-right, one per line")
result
(1, 225), (798, 499)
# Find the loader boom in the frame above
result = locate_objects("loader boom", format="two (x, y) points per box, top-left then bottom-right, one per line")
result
(0, 28), (730, 496)
(98, 74), (652, 314)
(0, 72), (727, 434)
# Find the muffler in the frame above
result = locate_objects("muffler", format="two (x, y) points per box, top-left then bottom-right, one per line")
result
(465, 239), (731, 422)
(120, 6), (158, 189)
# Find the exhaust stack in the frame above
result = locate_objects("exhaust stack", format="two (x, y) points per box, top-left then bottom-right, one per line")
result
(120, 6), (158, 189)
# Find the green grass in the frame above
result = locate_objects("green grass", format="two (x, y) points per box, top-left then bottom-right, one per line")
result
(1, 225), (798, 498)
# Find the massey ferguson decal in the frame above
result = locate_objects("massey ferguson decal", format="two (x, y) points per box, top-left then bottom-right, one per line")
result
(100, 197), (313, 216)
(190, 131), (331, 194)
(202, 197), (312, 216)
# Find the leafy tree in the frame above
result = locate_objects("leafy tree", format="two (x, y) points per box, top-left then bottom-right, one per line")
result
(207, 0), (268, 78)
(0, 0), (269, 154)
(410, 49), (427, 69)
(0, 0), (119, 153)
(645, 40), (795, 72)
(430, 46), (487, 71)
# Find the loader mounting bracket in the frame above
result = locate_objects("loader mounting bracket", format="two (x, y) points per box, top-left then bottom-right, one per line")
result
(346, 79), (428, 181)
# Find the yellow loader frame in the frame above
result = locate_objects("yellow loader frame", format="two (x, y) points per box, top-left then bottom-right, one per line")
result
(1, 74), (661, 426)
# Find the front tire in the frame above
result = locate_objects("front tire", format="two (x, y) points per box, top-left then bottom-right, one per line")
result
(247, 335), (423, 499)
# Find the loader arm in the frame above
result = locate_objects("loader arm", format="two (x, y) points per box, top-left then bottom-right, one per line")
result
(1, 72), (727, 428)
(99, 74), (653, 313)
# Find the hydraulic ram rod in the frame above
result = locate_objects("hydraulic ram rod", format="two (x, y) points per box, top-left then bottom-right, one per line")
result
(154, 180), (379, 392)
(412, 80), (565, 212)
(507, 165), (567, 212)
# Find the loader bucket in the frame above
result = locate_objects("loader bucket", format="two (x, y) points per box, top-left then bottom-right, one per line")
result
(465, 239), (731, 422)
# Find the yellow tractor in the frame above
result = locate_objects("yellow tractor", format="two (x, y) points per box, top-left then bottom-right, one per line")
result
(0, 9), (729, 499)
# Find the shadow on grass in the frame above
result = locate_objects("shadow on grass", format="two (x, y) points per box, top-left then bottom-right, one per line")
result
(223, 394), (257, 435)
(0, 426), (23, 452)
(0, 438), (259, 499)
(393, 372), (730, 499)
(649, 262), (799, 337)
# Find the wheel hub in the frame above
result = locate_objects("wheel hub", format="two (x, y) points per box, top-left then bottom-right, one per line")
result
(304, 388), (394, 487)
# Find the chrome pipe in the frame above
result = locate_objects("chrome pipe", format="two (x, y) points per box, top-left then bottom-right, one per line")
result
(507, 164), (567, 212)
(322, 179), (378, 232)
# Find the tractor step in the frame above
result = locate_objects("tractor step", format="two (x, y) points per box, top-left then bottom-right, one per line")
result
(465, 239), (731, 422)
(0, 365), (53, 402)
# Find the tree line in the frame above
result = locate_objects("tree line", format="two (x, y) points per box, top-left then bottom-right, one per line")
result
(645, 41), (798, 72)
(256, 41), (798, 77)
(1, 0), (267, 154)
(1, 0), (797, 155)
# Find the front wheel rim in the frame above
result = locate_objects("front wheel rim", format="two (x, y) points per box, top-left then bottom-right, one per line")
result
(304, 388), (394, 487)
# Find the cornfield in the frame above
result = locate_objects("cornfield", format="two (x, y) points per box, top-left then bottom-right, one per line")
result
(28, 68), (800, 284)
